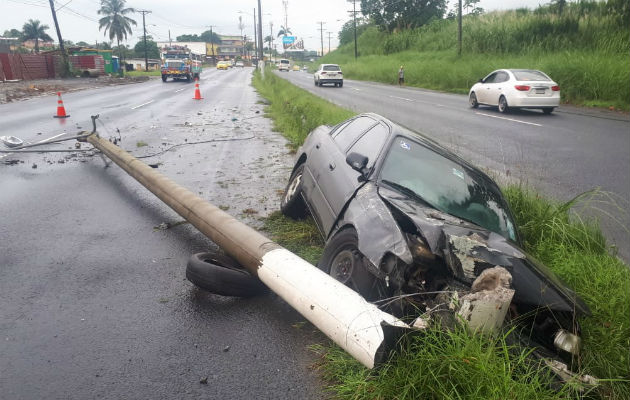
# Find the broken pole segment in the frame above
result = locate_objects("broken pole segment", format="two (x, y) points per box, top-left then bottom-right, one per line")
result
(85, 133), (409, 369)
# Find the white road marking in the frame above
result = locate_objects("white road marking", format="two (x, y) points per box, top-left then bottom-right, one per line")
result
(475, 112), (542, 127)
(131, 100), (155, 110)
(351, 87), (361, 91)
(0, 132), (68, 159)
(389, 95), (414, 102)
(174, 88), (186, 93)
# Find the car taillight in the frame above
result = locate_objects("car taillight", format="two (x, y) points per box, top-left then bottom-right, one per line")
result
(338, 72), (342, 75)
(514, 85), (530, 91)
(321, 71), (326, 75)
(551, 85), (560, 91)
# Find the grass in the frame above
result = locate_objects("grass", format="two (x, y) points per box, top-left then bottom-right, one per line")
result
(254, 69), (630, 398)
(136, 141), (148, 147)
(319, 4), (630, 110)
(125, 70), (162, 77)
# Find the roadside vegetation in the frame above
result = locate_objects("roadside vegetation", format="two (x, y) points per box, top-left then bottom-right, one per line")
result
(254, 68), (630, 399)
(125, 69), (161, 77)
(321, 1), (629, 110)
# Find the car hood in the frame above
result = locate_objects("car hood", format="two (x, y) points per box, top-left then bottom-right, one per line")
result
(378, 187), (590, 315)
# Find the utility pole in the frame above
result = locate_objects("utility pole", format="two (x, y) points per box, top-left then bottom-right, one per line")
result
(457, 0), (462, 56)
(269, 22), (273, 61)
(47, 0), (69, 76)
(238, 15), (245, 58)
(207, 25), (216, 65)
(282, 0), (289, 31)
(253, 8), (258, 63)
(348, 0), (358, 59)
(317, 21), (325, 57)
(257, 0), (264, 65)
(168, 29), (171, 46)
(327, 32), (332, 54)
(138, 10), (151, 71)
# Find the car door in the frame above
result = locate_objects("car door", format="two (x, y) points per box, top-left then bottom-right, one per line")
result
(305, 116), (377, 235)
(476, 72), (497, 104)
(487, 71), (509, 106)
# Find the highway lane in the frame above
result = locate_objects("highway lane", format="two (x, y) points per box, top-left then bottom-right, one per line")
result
(0, 68), (326, 400)
(279, 70), (630, 261)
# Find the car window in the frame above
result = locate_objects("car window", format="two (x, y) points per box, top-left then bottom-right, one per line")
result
(379, 136), (516, 241)
(333, 117), (377, 151)
(329, 120), (352, 136)
(280, 59), (290, 64)
(347, 123), (389, 170)
(323, 65), (340, 71)
(483, 72), (497, 83)
(512, 70), (551, 81)
(495, 71), (509, 83)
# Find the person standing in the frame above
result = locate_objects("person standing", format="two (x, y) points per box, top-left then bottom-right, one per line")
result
(398, 66), (405, 86)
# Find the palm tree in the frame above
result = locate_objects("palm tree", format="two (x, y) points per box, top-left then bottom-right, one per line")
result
(22, 19), (52, 53)
(97, 0), (136, 62)
(276, 25), (292, 37)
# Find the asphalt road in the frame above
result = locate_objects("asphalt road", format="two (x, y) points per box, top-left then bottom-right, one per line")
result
(278, 70), (630, 261)
(0, 68), (326, 400)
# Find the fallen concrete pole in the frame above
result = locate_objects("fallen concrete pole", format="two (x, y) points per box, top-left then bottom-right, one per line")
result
(86, 133), (408, 368)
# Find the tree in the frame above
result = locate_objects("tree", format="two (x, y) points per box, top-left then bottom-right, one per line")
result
(133, 38), (159, 58)
(360, 0), (447, 32)
(463, 0), (483, 15)
(2, 28), (22, 39)
(97, 0), (137, 62)
(276, 25), (292, 37)
(176, 34), (200, 41)
(338, 18), (368, 46)
(22, 19), (53, 53)
(199, 30), (221, 44)
(76, 41), (91, 47)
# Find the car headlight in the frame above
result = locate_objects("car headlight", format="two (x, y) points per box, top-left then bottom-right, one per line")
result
(554, 329), (581, 356)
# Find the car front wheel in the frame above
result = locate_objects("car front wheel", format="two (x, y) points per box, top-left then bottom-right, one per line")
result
(498, 95), (509, 113)
(469, 92), (479, 108)
(280, 164), (307, 219)
(318, 228), (380, 301)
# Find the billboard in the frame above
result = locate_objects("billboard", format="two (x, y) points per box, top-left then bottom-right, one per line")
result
(285, 39), (304, 52)
(282, 36), (296, 46)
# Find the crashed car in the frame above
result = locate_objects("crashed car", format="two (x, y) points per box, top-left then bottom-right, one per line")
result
(281, 113), (589, 364)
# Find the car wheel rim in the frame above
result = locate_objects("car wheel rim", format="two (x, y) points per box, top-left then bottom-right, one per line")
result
(499, 98), (506, 111)
(330, 249), (354, 284)
(470, 94), (477, 107)
(284, 172), (302, 204)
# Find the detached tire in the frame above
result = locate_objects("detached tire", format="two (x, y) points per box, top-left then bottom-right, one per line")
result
(280, 164), (307, 219)
(186, 252), (268, 297)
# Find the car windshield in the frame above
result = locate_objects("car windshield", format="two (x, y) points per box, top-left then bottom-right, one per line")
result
(511, 69), (551, 81)
(280, 60), (290, 64)
(379, 136), (517, 241)
(323, 65), (340, 71)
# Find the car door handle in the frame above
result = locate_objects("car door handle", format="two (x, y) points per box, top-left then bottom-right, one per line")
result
(329, 162), (335, 171)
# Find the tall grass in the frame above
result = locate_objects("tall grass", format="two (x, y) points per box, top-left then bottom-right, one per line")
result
(322, 3), (630, 108)
(255, 70), (630, 399)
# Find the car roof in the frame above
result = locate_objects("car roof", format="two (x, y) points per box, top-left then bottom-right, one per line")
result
(321, 63), (340, 67)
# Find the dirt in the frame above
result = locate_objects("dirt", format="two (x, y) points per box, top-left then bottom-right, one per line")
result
(0, 75), (151, 104)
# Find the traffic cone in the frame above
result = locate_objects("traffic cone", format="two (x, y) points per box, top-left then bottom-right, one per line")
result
(53, 92), (70, 118)
(192, 79), (203, 100)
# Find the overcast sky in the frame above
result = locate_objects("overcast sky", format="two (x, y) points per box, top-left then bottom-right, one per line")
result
(2, 0), (551, 51)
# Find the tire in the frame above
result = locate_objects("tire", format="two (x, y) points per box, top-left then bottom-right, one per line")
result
(186, 75), (192, 82)
(161, 75), (167, 82)
(542, 107), (554, 114)
(186, 252), (268, 297)
(469, 92), (479, 108)
(314, 79), (317, 86)
(498, 95), (509, 113)
(318, 80), (323, 87)
(318, 228), (381, 301)
(339, 82), (343, 88)
(280, 164), (307, 219)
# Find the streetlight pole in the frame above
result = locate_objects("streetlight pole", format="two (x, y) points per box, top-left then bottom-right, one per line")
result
(257, 0), (264, 66)
(317, 21), (325, 57)
(138, 10), (151, 72)
(253, 8), (257, 63)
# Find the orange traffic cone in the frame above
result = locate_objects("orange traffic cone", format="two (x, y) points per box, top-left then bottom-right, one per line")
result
(53, 92), (70, 118)
(192, 79), (203, 100)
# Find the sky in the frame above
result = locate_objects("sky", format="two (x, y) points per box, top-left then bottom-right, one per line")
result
(2, 0), (551, 52)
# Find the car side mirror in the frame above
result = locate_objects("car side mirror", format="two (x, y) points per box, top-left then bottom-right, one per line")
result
(478, 78), (484, 83)
(346, 152), (369, 176)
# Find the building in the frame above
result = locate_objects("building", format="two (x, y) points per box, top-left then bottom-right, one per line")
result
(125, 58), (161, 71)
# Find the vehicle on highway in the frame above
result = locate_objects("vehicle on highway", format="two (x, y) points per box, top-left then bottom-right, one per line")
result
(469, 69), (560, 114)
(216, 61), (228, 70)
(235, 60), (244, 68)
(314, 64), (343, 87)
(160, 45), (202, 82)
(292, 65), (300, 71)
(302, 66), (308, 71)
(278, 59), (291, 72)
(281, 113), (588, 367)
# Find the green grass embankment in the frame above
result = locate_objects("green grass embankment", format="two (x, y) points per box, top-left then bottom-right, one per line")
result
(253, 69), (630, 399)
(319, 4), (629, 110)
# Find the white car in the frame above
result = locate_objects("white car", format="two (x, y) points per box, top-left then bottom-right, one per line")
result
(278, 59), (290, 72)
(314, 64), (343, 87)
(468, 69), (560, 114)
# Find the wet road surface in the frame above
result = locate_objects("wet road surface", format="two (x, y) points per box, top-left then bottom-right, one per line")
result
(279, 71), (630, 261)
(1, 68), (327, 399)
